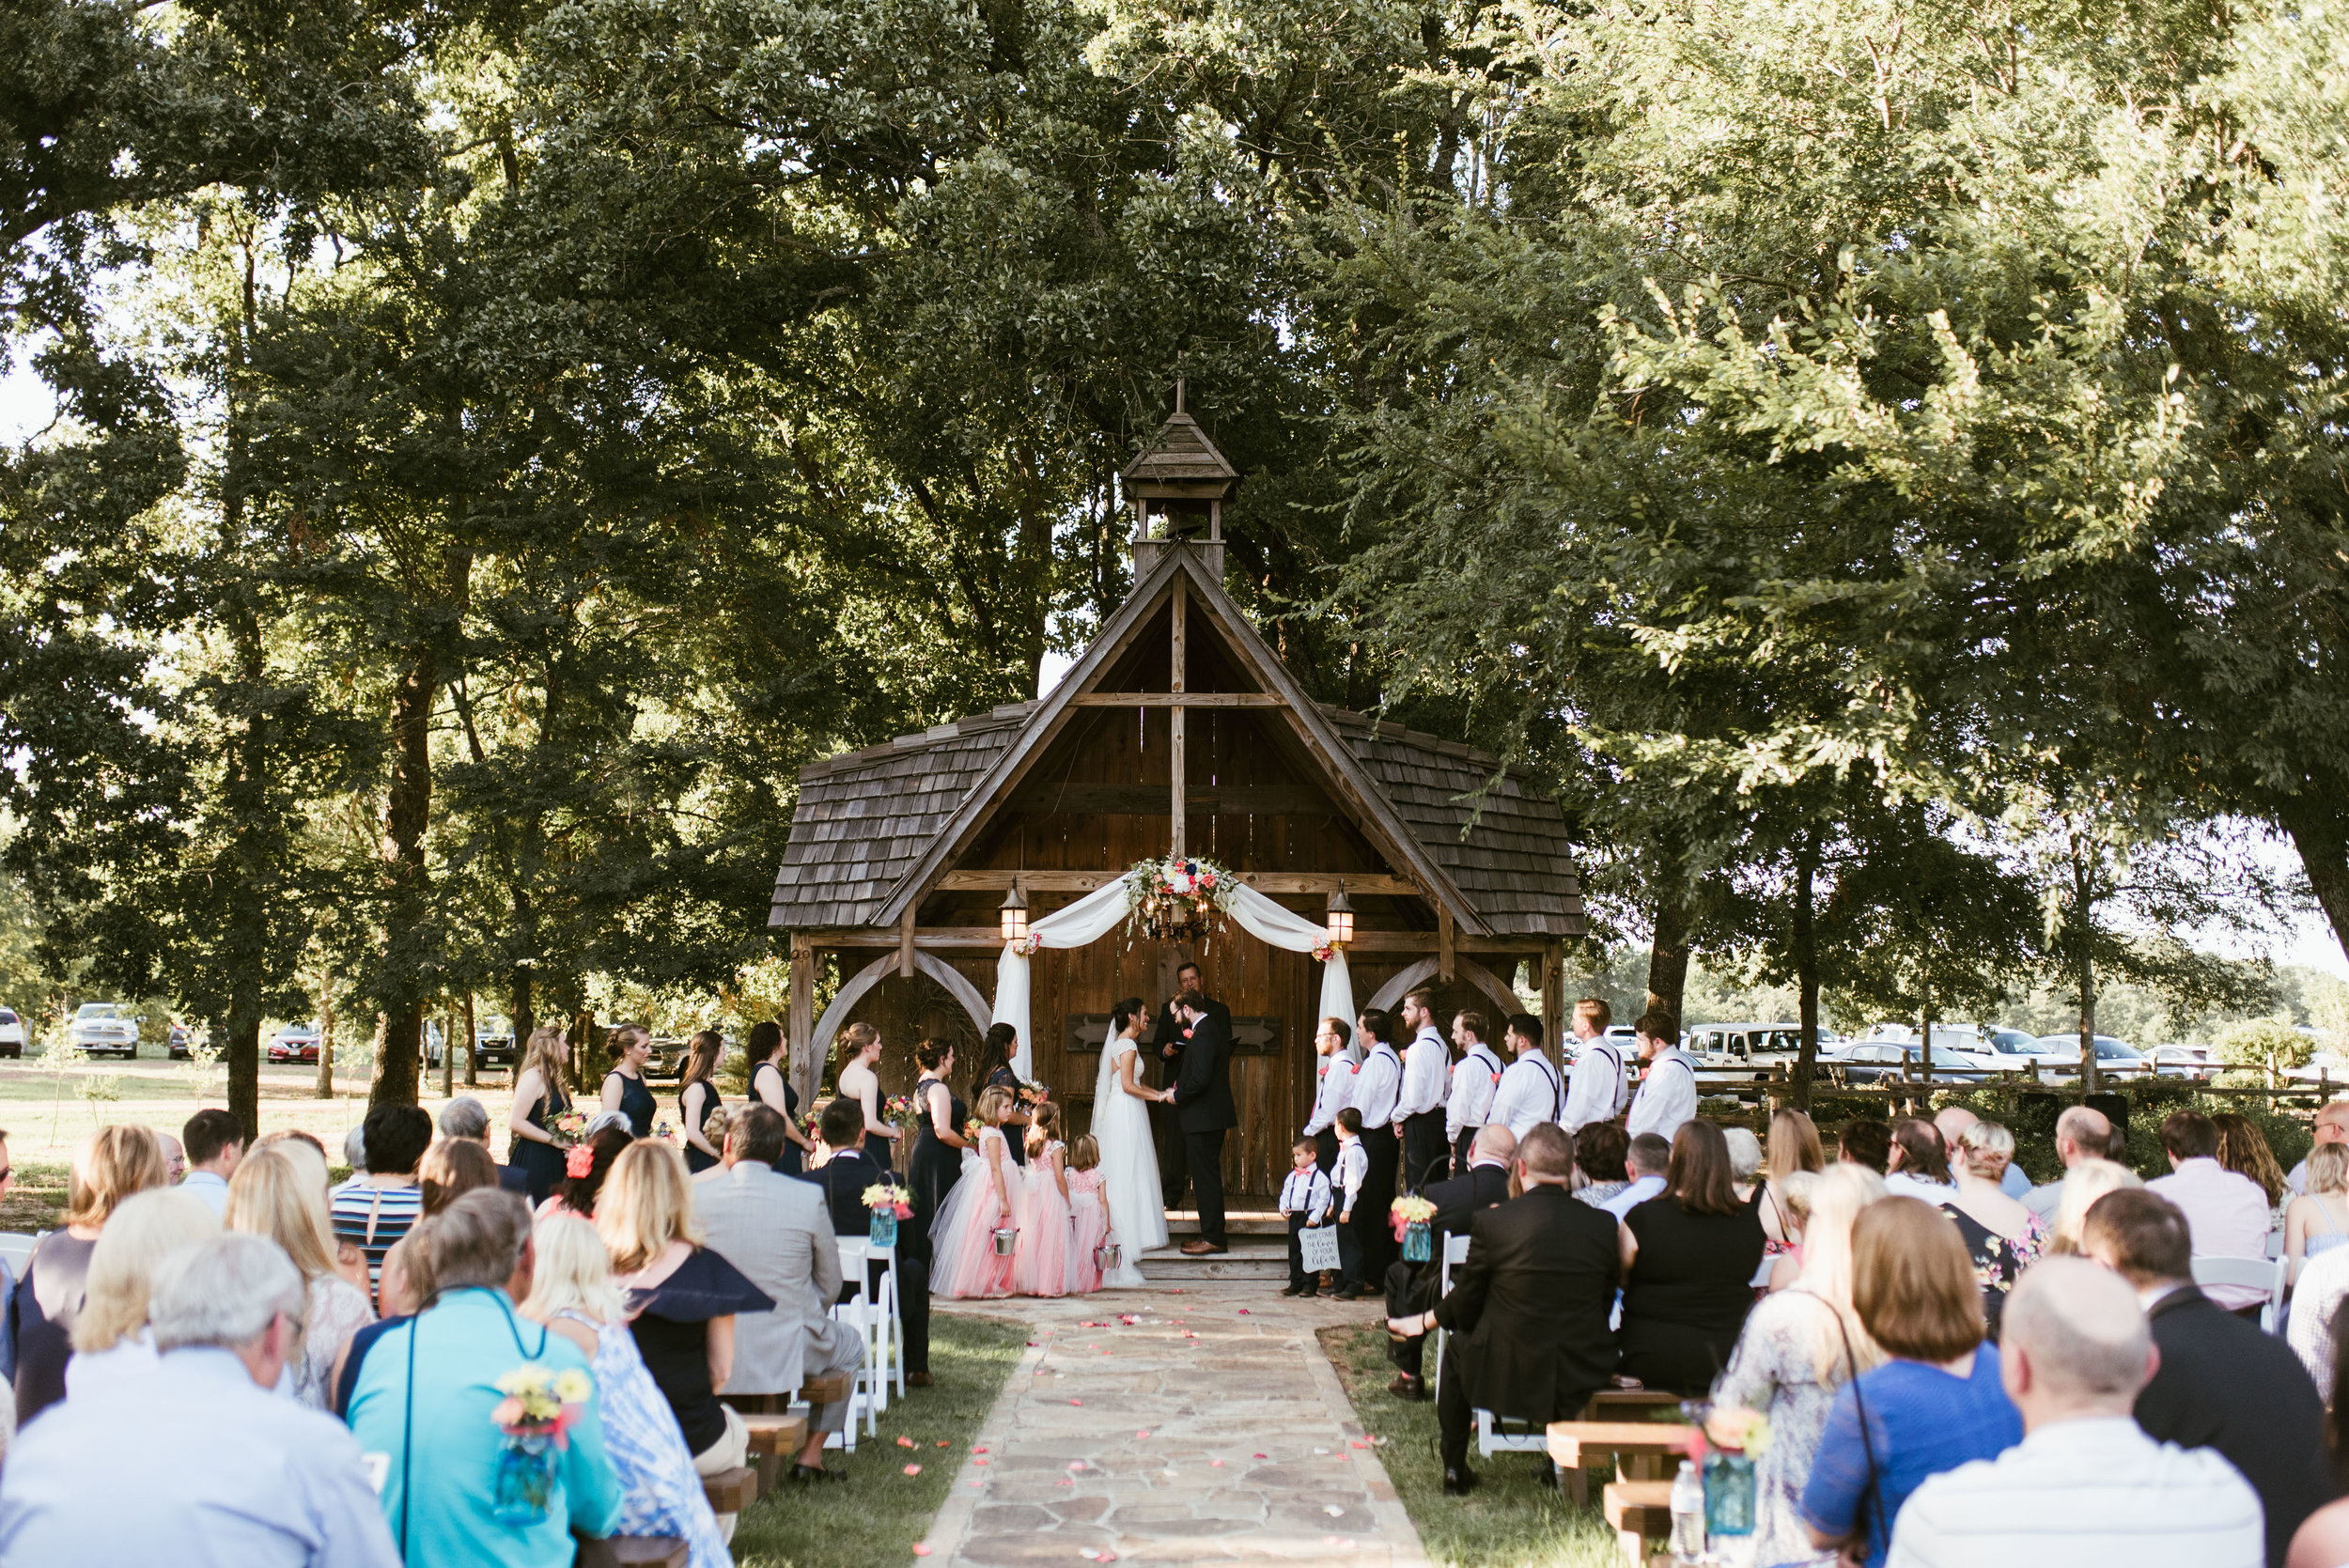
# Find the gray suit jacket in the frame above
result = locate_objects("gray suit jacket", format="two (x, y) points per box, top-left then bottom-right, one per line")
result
(694, 1160), (852, 1395)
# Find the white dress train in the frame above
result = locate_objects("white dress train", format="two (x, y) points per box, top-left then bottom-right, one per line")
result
(1091, 1037), (1170, 1286)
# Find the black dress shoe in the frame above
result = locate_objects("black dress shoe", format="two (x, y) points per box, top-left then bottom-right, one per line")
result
(1386, 1373), (1426, 1401)
(1441, 1466), (1480, 1496)
(1333, 1284), (1366, 1300)
(790, 1464), (847, 1484)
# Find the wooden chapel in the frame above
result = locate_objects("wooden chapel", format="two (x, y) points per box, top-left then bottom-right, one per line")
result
(767, 399), (1588, 1199)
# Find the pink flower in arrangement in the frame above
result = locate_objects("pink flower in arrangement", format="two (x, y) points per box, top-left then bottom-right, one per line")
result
(565, 1145), (596, 1179)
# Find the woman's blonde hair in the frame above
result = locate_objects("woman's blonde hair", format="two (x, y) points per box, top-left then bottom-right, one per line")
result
(1956, 1120), (2015, 1181)
(975, 1085), (1016, 1126)
(1766, 1109), (1825, 1187)
(1775, 1169), (1820, 1230)
(596, 1140), (702, 1273)
(2307, 1142), (2349, 1199)
(66, 1125), (167, 1228)
(519, 1024), (571, 1095)
(1068, 1134), (1101, 1172)
(521, 1214), (625, 1326)
(2049, 1157), (2145, 1254)
(606, 1022), (652, 1065)
(1794, 1163), (1888, 1381)
(73, 1188), (222, 1352)
(226, 1147), (339, 1281)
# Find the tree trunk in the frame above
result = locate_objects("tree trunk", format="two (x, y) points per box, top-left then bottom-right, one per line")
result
(316, 979), (336, 1099)
(370, 648), (437, 1108)
(2279, 795), (2349, 972)
(1644, 891), (1691, 1024)
(2074, 839), (2099, 1097)
(441, 1001), (455, 1098)
(464, 990), (479, 1089)
(1790, 830), (1821, 1110)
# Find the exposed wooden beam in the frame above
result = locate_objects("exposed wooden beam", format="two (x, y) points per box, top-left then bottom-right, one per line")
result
(1171, 578), (1187, 860)
(803, 926), (1549, 955)
(1542, 940), (1566, 1059)
(1005, 784), (1330, 816)
(1064, 692), (1283, 707)
(787, 937), (816, 1105)
(934, 870), (1418, 894)
(1439, 904), (1455, 982)
(898, 906), (917, 978)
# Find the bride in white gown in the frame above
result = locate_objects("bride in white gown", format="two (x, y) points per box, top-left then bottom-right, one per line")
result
(1090, 997), (1173, 1286)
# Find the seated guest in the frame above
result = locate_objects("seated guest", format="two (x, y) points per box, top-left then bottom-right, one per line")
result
(419, 1137), (501, 1217)
(2046, 1157), (2141, 1255)
(226, 1148), (376, 1410)
(348, 1190), (620, 1564)
(1723, 1126), (1765, 1203)
(66, 1188), (220, 1399)
(1762, 1171), (1818, 1292)
(2215, 1111), (2289, 1217)
(1383, 1123), (1517, 1399)
(251, 1132), (369, 1291)
(330, 1220), (435, 1417)
(2288, 1242), (2349, 1398)
(1385, 1123), (1619, 1495)
(331, 1103), (432, 1297)
(1594, 1132), (1670, 1220)
(541, 1123), (633, 1219)
(1836, 1117), (1891, 1174)
(2021, 1105), (2114, 1223)
(1887, 1257), (2263, 1568)
(2084, 1188), (2328, 1567)
(1759, 1108), (1825, 1246)
(521, 1216), (730, 1568)
(1799, 1197), (2022, 1568)
(438, 1096), (530, 1193)
(0, 1234), (401, 1568)
(693, 1103), (864, 1488)
(1709, 1164), (1885, 1568)
(1890, 1117), (2026, 1327)
(2146, 1110), (2273, 1317)
(178, 1109), (243, 1217)
(12, 1125), (166, 1425)
(1949, 1121), (2046, 1263)
(2286, 1142), (2349, 1288)
(1571, 1122), (1632, 1208)
(1617, 1120), (1767, 1394)
(2291, 1101), (2349, 1197)
(599, 1141), (773, 1533)
(807, 1096), (934, 1386)
(1884, 1117), (1957, 1203)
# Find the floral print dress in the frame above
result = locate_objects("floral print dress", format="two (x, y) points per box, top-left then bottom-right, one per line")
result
(1710, 1288), (1859, 1568)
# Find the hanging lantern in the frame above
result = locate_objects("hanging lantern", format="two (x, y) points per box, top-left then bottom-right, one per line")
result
(1325, 884), (1355, 947)
(1000, 883), (1029, 945)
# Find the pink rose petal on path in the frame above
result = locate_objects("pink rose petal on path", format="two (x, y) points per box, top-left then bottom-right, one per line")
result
(914, 1545), (933, 1557)
(903, 1464), (923, 1475)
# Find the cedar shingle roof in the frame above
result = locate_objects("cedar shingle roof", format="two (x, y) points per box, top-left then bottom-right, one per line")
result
(1119, 412), (1237, 486)
(768, 698), (1584, 936)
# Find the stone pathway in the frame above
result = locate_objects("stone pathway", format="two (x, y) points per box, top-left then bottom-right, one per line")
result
(921, 1286), (1428, 1568)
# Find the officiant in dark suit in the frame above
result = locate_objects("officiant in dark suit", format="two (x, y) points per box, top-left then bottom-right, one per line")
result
(1149, 959), (1227, 1203)
(1171, 988), (1238, 1255)
(1387, 1122), (1621, 1495)
(1382, 1123), (1517, 1398)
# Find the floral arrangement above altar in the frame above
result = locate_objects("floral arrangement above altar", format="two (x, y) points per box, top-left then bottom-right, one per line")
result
(1122, 856), (1234, 942)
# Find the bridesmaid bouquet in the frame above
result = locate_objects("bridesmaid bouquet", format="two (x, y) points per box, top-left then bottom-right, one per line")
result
(549, 1109), (588, 1146)
(963, 1117), (984, 1142)
(885, 1093), (917, 1136)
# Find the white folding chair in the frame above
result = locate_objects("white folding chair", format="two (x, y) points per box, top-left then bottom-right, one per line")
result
(1750, 1253), (1779, 1289)
(2192, 1253), (2288, 1333)
(1429, 1232), (1472, 1405)
(867, 1241), (906, 1401)
(0, 1233), (38, 1277)
(831, 1236), (889, 1436)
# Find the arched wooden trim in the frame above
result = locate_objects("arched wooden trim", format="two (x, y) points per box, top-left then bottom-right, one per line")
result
(1367, 955), (1520, 1025)
(800, 953), (994, 1101)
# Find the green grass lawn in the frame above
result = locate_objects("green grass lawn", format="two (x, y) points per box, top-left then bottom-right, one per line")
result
(732, 1312), (1028, 1568)
(1321, 1326), (1622, 1568)
(1, 1161), (69, 1233)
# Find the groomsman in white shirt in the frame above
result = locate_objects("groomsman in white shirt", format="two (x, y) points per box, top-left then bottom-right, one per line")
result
(1561, 998), (1627, 1133)
(1395, 988), (1453, 1190)
(1489, 1014), (1564, 1139)
(1625, 1011), (1699, 1144)
(1443, 1011), (1504, 1176)
(1349, 1011), (1407, 1276)
(1302, 1016), (1361, 1174)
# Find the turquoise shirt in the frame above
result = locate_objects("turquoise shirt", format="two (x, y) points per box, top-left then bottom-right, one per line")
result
(348, 1287), (622, 1567)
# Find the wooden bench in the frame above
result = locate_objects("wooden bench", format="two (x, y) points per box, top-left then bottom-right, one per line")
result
(740, 1411), (811, 1491)
(1545, 1421), (1698, 1506)
(609, 1539), (690, 1568)
(1604, 1480), (1674, 1566)
(1581, 1389), (1686, 1421)
(701, 1465), (758, 1514)
(800, 1372), (852, 1405)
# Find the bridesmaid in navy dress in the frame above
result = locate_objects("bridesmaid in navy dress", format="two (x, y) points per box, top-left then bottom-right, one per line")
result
(677, 1030), (725, 1174)
(506, 1025), (575, 1203)
(835, 1022), (901, 1171)
(602, 1023), (659, 1138)
(745, 1020), (816, 1174)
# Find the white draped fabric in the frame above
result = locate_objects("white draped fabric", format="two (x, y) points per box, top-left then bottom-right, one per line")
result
(988, 874), (1356, 1082)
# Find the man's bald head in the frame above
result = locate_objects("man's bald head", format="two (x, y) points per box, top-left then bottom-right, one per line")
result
(2317, 1101), (2349, 1144)
(1471, 1123), (1518, 1165)
(2054, 1105), (2112, 1167)
(1934, 1106), (1980, 1149)
(2001, 1257), (2156, 1423)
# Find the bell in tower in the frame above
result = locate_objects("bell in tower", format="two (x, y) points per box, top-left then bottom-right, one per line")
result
(1121, 380), (1238, 583)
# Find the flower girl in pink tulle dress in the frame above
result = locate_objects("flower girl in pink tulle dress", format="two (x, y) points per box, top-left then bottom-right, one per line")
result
(931, 1085), (1024, 1299)
(1065, 1134), (1108, 1295)
(1015, 1102), (1073, 1297)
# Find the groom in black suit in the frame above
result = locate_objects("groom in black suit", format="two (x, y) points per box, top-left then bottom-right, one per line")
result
(1172, 989), (1238, 1255)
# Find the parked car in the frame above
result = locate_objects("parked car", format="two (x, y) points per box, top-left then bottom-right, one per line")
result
(1683, 1022), (1844, 1082)
(0, 1007), (23, 1058)
(474, 1016), (517, 1068)
(2031, 1033), (2149, 1074)
(2147, 1043), (2217, 1081)
(165, 1023), (195, 1060)
(266, 1022), (322, 1064)
(67, 1002), (140, 1059)
(1843, 1023), (2002, 1076)
(2284, 1050), (2349, 1085)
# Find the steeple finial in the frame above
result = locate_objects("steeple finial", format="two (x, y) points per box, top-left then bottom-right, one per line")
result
(1174, 377), (1185, 415)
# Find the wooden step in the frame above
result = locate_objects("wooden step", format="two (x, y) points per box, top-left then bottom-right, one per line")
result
(1604, 1480), (1674, 1536)
(702, 1466), (758, 1514)
(1164, 1210), (1291, 1237)
(1135, 1240), (1292, 1281)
